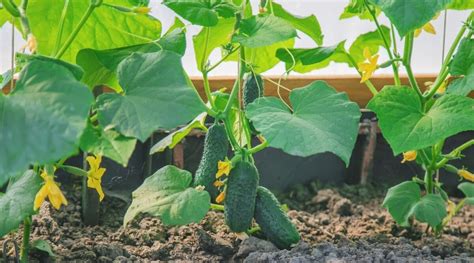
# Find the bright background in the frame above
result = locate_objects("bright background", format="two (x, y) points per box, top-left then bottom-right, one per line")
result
(0, 0), (471, 76)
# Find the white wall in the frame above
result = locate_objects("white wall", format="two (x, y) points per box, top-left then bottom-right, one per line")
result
(0, 0), (471, 77)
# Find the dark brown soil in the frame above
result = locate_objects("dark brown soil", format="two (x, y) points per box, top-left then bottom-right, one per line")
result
(1, 182), (473, 262)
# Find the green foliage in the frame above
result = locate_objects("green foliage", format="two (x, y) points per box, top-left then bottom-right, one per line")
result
(96, 51), (205, 142)
(246, 81), (361, 166)
(0, 69), (12, 90)
(254, 186), (300, 249)
(459, 182), (474, 205)
(371, 0), (451, 37)
(0, 170), (41, 237)
(224, 160), (259, 232)
(448, 0), (474, 10)
(349, 26), (390, 64)
(412, 194), (446, 228)
(367, 86), (474, 155)
(163, 0), (238, 27)
(193, 123), (229, 199)
(232, 15), (297, 48)
(22, 0), (162, 62)
(0, 60), (93, 183)
(447, 38), (474, 96)
(340, 0), (380, 21)
(124, 165), (211, 226)
(31, 239), (56, 258)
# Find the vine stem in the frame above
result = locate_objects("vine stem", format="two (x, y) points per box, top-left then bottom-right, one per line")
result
(436, 139), (474, 169)
(19, 216), (31, 263)
(425, 14), (471, 101)
(248, 140), (268, 154)
(402, 32), (423, 101)
(364, 0), (401, 85)
(18, 0), (31, 37)
(424, 168), (434, 194)
(53, 0), (70, 55)
(210, 203), (224, 211)
(55, 1), (99, 59)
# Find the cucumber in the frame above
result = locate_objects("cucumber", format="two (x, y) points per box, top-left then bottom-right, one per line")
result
(224, 160), (259, 232)
(254, 186), (300, 249)
(193, 123), (229, 199)
(243, 73), (264, 108)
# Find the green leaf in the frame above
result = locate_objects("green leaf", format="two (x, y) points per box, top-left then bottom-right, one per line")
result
(244, 38), (295, 74)
(382, 181), (421, 227)
(449, 38), (473, 76)
(272, 2), (323, 45)
(349, 25), (390, 64)
(150, 112), (207, 154)
(0, 69), (12, 90)
(15, 53), (84, 81)
(246, 81), (361, 165)
(412, 194), (446, 228)
(459, 182), (474, 205)
(371, 0), (451, 37)
(367, 86), (474, 155)
(96, 51), (205, 142)
(232, 15), (297, 48)
(0, 170), (42, 237)
(340, 0), (380, 20)
(22, 0), (162, 63)
(276, 44), (340, 66)
(448, 67), (474, 96)
(193, 18), (235, 72)
(32, 239), (56, 258)
(448, 0), (474, 10)
(124, 165), (210, 226)
(0, 60), (93, 183)
(163, 0), (238, 27)
(77, 20), (186, 90)
(79, 122), (137, 167)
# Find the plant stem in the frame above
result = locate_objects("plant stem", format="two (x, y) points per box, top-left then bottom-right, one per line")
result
(206, 46), (239, 73)
(402, 32), (423, 101)
(365, 0), (400, 85)
(55, 2), (98, 59)
(345, 52), (378, 95)
(248, 140), (268, 154)
(18, 0), (31, 37)
(424, 168), (434, 194)
(20, 216), (31, 263)
(210, 203), (224, 211)
(53, 0), (70, 55)
(436, 139), (474, 168)
(425, 18), (469, 100)
(202, 72), (216, 109)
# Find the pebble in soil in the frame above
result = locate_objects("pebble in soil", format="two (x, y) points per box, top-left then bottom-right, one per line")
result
(0, 183), (472, 262)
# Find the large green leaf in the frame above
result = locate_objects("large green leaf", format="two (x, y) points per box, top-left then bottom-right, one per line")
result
(459, 182), (474, 205)
(448, 0), (474, 10)
(367, 86), (474, 154)
(447, 38), (474, 96)
(123, 165), (210, 226)
(370, 0), (451, 37)
(349, 25), (390, 64)
(0, 170), (42, 237)
(22, 0), (162, 63)
(0, 60), (93, 183)
(79, 122), (137, 167)
(193, 18), (235, 72)
(448, 67), (474, 96)
(232, 15), (297, 48)
(272, 2), (323, 45)
(382, 181), (421, 227)
(412, 194), (446, 228)
(246, 81), (361, 165)
(77, 20), (186, 90)
(163, 0), (237, 27)
(96, 51), (205, 142)
(149, 112), (207, 154)
(243, 38), (295, 73)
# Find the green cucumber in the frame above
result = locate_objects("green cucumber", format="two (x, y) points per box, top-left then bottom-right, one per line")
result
(243, 73), (264, 108)
(224, 160), (259, 232)
(255, 186), (300, 249)
(193, 123), (229, 199)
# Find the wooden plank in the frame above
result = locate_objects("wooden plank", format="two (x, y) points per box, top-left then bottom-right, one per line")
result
(191, 74), (438, 107)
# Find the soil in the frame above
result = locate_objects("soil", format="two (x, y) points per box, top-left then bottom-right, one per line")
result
(1, 181), (473, 262)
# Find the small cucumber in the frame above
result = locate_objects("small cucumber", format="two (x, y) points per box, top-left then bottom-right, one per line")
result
(224, 160), (259, 232)
(243, 73), (264, 108)
(254, 186), (300, 249)
(193, 123), (229, 199)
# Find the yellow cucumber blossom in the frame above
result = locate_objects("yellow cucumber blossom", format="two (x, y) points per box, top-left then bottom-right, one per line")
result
(27, 34), (37, 53)
(213, 180), (225, 187)
(216, 191), (226, 204)
(414, 14), (438, 37)
(216, 158), (232, 178)
(401, 151), (417, 163)
(34, 170), (68, 210)
(133, 6), (151, 14)
(86, 155), (106, 201)
(358, 47), (379, 83)
(458, 169), (474, 182)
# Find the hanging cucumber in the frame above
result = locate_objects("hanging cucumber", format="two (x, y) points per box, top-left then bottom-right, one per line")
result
(243, 72), (264, 108)
(254, 186), (300, 249)
(224, 159), (259, 232)
(193, 123), (229, 199)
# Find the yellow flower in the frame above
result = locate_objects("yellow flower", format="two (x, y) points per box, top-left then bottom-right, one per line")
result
(216, 159), (232, 178)
(358, 47), (379, 83)
(86, 155), (106, 201)
(401, 151), (417, 163)
(213, 180), (225, 187)
(458, 169), (474, 182)
(216, 191), (226, 204)
(34, 170), (68, 210)
(414, 13), (439, 38)
(27, 34), (37, 53)
(133, 6), (151, 14)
